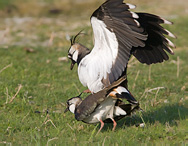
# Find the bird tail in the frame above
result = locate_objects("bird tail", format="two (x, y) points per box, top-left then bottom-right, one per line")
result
(119, 103), (141, 116)
(106, 75), (138, 105)
(109, 86), (138, 105)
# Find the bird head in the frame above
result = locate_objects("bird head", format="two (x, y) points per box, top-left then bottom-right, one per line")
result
(68, 31), (90, 70)
(68, 43), (80, 70)
(64, 94), (82, 114)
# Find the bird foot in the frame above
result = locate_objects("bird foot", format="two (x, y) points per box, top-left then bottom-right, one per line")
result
(112, 119), (117, 131)
(83, 89), (91, 93)
(96, 119), (104, 135)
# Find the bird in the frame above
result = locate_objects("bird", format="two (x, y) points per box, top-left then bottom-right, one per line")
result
(64, 75), (140, 133)
(68, 0), (176, 93)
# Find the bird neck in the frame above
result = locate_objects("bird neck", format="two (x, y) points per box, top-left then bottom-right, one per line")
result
(77, 44), (91, 65)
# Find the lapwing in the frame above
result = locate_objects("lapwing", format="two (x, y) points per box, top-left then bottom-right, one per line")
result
(65, 76), (140, 133)
(68, 0), (176, 93)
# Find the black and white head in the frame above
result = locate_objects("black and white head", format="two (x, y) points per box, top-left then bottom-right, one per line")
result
(65, 96), (82, 114)
(68, 31), (90, 70)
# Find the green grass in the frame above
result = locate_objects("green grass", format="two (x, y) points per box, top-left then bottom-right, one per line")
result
(0, 0), (188, 145)
(0, 49), (188, 145)
(1, 34), (188, 145)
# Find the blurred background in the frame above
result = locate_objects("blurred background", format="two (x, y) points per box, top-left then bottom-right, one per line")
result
(0, 0), (188, 49)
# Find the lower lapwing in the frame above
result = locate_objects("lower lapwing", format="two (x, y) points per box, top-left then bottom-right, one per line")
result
(68, 0), (176, 93)
(65, 76), (139, 133)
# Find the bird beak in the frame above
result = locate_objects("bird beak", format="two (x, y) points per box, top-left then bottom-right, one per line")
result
(64, 107), (69, 113)
(69, 58), (76, 70)
(68, 54), (76, 70)
(70, 61), (75, 70)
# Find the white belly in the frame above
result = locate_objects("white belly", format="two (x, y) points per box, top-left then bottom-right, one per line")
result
(78, 56), (105, 93)
(83, 97), (116, 124)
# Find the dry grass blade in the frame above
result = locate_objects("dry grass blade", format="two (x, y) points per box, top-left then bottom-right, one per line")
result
(89, 124), (98, 141)
(9, 84), (22, 103)
(67, 123), (74, 131)
(149, 65), (151, 81)
(46, 137), (58, 146)
(177, 56), (180, 78)
(48, 32), (55, 46)
(73, 83), (81, 94)
(151, 88), (161, 106)
(44, 119), (57, 129)
(141, 87), (165, 100)
(0, 63), (12, 74)
(132, 70), (140, 89)
(147, 87), (165, 93)
(102, 136), (108, 146)
(128, 56), (139, 68)
(5, 87), (9, 104)
(0, 141), (12, 145)
(22, 111), (31, 122)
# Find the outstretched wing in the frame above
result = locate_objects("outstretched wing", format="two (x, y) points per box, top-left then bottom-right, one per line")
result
(79, 0), (147, 92)
(78, 0), (175, 93)
(132, 13), (176, 64)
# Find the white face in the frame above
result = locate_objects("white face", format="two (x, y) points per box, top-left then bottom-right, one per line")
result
(69, 104), (76, 113)
(68, 45), (79, 62)
(67, 97), (81, 114)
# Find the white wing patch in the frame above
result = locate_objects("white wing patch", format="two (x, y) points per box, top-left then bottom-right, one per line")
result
(114, 106), (127, 116)
(78, 17), (119, 93)
(114, 86), (129, 94)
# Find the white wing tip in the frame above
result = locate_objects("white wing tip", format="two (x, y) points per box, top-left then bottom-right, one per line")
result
(126, 3), (136, 9)
(165, 29), (176, 38)
(167, 46), (174, 55)
(161, 18), (173, 25)
(134, 19), (140, 27)
(166, 38), (176, 48)
(130, 11), (139, 19)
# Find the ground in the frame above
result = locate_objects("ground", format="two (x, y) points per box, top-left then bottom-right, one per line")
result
(0, 0), (188, 145)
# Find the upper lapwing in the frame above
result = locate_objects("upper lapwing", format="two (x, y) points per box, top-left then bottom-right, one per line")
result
(65, 75), (140, 133)
(68, 0), (176, 93)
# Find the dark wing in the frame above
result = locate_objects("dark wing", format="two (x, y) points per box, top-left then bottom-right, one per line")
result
(75, 90), (107, 121)
(132, 13), (176, 64)
(75, 75), (127, 121)
(83, 0), (147, 89)
(80, 0), (175, 93)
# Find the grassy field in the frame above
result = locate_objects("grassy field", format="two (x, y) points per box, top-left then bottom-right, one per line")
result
(0, 0), (188, 145)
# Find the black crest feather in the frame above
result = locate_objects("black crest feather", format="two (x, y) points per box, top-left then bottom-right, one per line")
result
(70, 30), (84, 45)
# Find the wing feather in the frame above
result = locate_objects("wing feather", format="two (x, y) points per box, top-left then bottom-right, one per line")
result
(132, 13), (175, 64)
(78, 0), (175, 93)
(79, 1), (147, 92)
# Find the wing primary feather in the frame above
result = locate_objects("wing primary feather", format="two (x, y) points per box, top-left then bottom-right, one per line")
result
(126, 3), (136, 9)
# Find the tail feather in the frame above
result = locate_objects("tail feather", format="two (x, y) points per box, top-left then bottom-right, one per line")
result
(116, 92), (138, 104)
(119, 103), (140, 115)
(103, 103), (140, 123)
(113, 86), (138, 104)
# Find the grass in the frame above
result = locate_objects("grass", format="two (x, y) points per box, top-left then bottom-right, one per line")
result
(0, 0), (188, 145)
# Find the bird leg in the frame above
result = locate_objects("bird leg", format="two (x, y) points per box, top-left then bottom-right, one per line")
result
(83, 89), (91, 93)
(111, 119), (117, 131)
(96, 119), (104, 135)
